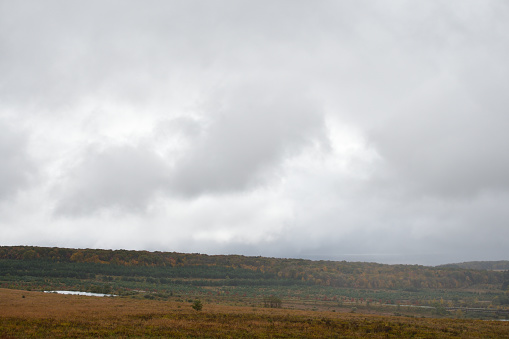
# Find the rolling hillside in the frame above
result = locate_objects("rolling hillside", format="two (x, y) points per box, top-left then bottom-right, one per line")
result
(1, 246), (506, 291)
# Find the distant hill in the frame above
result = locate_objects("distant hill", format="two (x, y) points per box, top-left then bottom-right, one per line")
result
(438, 261), (509, 271)
(1, 246), (508, 291)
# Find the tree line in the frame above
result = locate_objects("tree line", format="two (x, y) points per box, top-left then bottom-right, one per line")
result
(0, 246), (506, 290)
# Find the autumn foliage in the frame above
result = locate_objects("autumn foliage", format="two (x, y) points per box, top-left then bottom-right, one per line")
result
(0, 246), (505, 290)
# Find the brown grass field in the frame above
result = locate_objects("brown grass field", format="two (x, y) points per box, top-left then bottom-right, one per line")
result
(1, 288), (508, 338)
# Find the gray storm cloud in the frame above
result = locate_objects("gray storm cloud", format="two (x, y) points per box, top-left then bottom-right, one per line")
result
(170, 84), (327, 196)
(1, 1), (508, 265)
(0, 123), (36, 201)
(370, 81), (509, 198)
(55, 145), (169, 215)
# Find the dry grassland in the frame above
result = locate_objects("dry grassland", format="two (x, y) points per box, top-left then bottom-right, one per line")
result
(1, 288), (508, 338)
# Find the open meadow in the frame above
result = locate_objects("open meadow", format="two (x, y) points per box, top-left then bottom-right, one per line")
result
(1, 288), (509, 338)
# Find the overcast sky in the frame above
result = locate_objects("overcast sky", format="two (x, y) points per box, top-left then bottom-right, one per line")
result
(1, 1), (508, 265)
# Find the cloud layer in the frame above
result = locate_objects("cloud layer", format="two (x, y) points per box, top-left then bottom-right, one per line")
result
(1, 1), (508, 265)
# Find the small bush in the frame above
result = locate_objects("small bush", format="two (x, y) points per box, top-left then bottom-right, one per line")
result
(192, 299), (203, 311)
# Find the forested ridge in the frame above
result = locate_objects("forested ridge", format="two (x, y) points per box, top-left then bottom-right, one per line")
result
(1, 246), (507, 290)
(439, 260), (509, 271)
